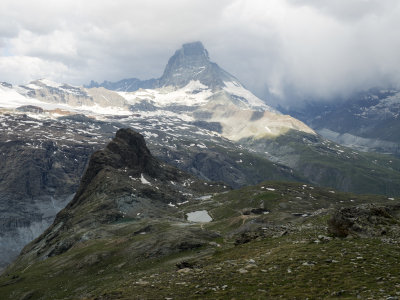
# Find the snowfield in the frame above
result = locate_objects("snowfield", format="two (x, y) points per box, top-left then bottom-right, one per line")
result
(118, 80), (213, 107)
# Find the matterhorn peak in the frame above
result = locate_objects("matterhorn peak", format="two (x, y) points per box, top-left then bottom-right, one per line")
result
(158, 41), (236, 89)
(177, 41), (210, 61)
(86, 41), (239, 91)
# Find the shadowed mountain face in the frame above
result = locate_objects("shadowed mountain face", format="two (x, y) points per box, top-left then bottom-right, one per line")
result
(158, 41), (236, 88)
(0, 114), (108, 272)
(87, 41), (237, 91)
(72, 128), (159, 205)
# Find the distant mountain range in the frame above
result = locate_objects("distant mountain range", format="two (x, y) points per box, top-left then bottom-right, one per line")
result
(281, 88), (400, 156)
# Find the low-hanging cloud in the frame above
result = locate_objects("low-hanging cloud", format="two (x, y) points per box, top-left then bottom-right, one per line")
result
(0, 0), (400, 105)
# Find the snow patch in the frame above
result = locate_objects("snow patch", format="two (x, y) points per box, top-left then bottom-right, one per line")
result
(38, 79), (62, 88)
(140, 174), (151, 185)
(223, 81), (277, 112)
(25, 83), (43, 90)
(265, 126), (272, 133)
(196, 195), (212, 200)
(186, 210), (212, 222)
(119, 80), (212, 107)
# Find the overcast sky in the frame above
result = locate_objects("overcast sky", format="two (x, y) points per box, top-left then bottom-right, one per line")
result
(1, 0), (400, 104)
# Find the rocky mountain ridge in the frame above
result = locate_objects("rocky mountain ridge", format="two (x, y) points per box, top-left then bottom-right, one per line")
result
(13, 128), (229, 263)
(0, 109), (303, 271)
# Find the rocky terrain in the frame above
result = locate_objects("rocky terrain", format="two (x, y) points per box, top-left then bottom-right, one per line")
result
(0, 111), (301, 271)
(1, 129), (399, 299)
(13, 128), (229, 263)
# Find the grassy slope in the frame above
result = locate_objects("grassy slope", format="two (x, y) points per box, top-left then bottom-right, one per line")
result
(252, 131), (400, 196)
(1, 182), (399, 299)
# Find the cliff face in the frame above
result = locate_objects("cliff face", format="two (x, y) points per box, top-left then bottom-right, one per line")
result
(70, 128), (160, 207)
(0, 114), (102, 271)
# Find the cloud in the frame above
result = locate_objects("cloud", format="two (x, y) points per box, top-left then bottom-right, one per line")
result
(0, 56), (70, 84)
(0, 0), (400, 105)
(287, 0), (396, 22)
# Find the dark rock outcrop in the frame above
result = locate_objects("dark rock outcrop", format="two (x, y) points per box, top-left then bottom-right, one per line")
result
(16, 105), (44, 114)
(71, 128), (160, 206)
(86, 78), (157, 92)
(0, 82), (13, 88)
(328, 204), (400, 238)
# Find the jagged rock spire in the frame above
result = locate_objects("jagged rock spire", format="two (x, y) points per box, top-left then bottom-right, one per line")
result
(158, 41), (237, 88)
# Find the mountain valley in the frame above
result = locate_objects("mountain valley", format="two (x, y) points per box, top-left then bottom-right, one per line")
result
(0, 41), (400, 298)
(1, 128), (399, 299)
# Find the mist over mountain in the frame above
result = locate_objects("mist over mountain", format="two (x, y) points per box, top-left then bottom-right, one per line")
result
(87, 41), (400, 159)
(2, 1), (400, 106)
(282, 87), (400, 156)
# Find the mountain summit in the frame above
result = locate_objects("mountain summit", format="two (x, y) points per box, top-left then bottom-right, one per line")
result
(87, 41), (238, 91)
(158, 41), (236, 88)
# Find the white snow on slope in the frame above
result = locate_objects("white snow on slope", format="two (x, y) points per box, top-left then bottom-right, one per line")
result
(140, 174), (151, 185)
(223, 81), (278, 112)
(119, 80), (276, 112)
(38, 79), (62, 88)
(0, 85), (43, 108)
(25, 83), (43, 90)
(118, 80), (213, 107)
(0, 82), (131, 116)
